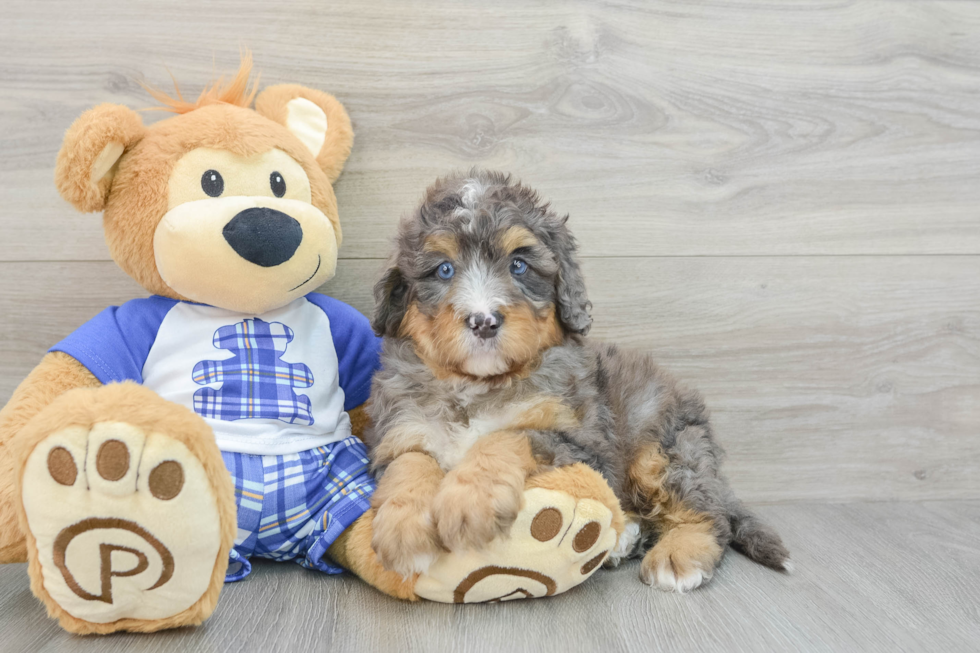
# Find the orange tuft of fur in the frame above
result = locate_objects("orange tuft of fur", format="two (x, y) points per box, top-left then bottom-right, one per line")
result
(143, 52), (259, 115)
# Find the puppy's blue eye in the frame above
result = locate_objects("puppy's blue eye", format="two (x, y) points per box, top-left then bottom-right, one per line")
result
(437, 262), (455, 280)
(510, 258), (528, 275)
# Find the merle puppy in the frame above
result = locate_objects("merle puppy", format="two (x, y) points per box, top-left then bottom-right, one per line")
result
(364, 169), (790, 591)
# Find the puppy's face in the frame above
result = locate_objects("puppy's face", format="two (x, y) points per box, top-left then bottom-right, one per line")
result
(374, 171), (592, 380)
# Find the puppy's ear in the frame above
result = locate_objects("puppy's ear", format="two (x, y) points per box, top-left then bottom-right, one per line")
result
(255, 84), (353, 183)
(553, 218), (592, 335)
(372, 261), (409, 337)
(55, 104), (145, 213)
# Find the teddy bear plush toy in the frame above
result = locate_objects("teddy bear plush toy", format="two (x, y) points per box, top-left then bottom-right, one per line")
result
(0, 57), (625, 635)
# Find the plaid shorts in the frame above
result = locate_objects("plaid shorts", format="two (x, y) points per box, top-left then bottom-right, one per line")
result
(221, 436), (375, 582)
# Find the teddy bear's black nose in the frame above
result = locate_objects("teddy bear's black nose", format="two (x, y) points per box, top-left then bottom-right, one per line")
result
(223, 207), (303, 267)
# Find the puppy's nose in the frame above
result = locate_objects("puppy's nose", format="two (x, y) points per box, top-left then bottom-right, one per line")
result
(466, 311), (504, 339)
(223, 207), (303, 267)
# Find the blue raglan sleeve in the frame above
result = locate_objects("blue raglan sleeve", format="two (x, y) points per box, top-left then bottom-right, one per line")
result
(48, 296), (177, 385)
(305, 293), (382, 411)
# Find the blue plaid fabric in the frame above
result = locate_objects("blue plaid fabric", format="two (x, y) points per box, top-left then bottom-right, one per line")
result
(221, 436), (375, 582)
(193, 317), (316, 425)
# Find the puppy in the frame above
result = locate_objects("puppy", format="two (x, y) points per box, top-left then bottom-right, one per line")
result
(364, 169), (790, 591)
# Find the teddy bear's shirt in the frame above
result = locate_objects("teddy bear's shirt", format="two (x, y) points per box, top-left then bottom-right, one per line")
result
(50, 294), (380, 455)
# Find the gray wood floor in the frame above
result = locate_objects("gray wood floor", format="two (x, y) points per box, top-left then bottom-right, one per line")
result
(1, 0), (978, 651)
(2, 501), (979, 653)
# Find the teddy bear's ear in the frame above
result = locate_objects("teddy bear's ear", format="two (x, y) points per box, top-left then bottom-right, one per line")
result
(54, 104), (146, 213)
(255, 84), (353, 184)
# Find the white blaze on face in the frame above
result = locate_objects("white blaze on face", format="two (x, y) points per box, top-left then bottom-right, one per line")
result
(453, 261), (511, 377)
(454, 262), (507, 324)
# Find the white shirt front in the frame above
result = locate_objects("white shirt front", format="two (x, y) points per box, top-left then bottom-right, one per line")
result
(141, 298), (351, 455)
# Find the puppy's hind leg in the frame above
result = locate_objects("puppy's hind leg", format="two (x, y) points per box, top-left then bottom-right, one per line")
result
(627, 437), (728, 593)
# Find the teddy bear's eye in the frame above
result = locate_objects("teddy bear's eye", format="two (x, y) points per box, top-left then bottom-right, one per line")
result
(201, 170), (224, 197)
(270, 172), (286, 198)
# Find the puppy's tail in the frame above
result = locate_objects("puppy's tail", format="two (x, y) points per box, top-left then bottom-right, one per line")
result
(728, 500), (793, 573)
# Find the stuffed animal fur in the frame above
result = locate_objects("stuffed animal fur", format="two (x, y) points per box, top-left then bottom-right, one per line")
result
(0, 56), (624, 635)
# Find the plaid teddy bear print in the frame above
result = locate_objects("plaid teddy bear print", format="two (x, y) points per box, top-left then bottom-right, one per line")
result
(193, 318), (316, 425)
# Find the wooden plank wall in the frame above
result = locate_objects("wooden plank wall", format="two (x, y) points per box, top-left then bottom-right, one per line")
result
(1, 0), (977, 503)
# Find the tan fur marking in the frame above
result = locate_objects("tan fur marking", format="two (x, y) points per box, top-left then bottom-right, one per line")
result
(399, 303), (471, 380)
(498, 226), (540, 253)
(326, 512), (418, 601)
(628, 443), (723, 585)
(370, 424), (428, 471)
(347, 403), (370, 440)
(399, 299), (564, 386)
(370, 452), (445, 575)
(422, 233), (459, 259)
(625, 442), (671, 519)
(432, 430), (538, 551)
(507, 397), (579, 432)
(496, 303), (563, 375)
(641, 520), (723, 584)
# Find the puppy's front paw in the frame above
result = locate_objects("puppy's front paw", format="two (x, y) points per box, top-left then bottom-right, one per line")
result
(432, 471), (523, 552)
(371, 499), (442, 577)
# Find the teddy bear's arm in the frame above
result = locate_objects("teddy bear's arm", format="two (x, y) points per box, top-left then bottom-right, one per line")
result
(0, 352), (102, 562)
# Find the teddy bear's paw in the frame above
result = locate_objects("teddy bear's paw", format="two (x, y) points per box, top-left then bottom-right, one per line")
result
(413, 487), (617, 603)
(21, 421), (224, 625)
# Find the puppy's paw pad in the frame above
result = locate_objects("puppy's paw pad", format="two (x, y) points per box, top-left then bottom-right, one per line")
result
(22, 423), (222, 624)
(415, 488), (617, 603)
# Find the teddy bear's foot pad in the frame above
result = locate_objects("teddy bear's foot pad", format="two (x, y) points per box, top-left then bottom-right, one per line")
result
(414, 488), (616, 603)
(21, 421), (223, 624)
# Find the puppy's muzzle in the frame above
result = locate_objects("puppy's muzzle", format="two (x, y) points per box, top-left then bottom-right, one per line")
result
(466, 311), (503, 340)
(223, 207), (303, 267)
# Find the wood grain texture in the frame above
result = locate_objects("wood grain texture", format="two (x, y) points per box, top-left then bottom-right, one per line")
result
(0, 256), (975, 504)
(1, 500), (978, 653)
(2, 0), (980, 260)
(0, 0), (979, 645)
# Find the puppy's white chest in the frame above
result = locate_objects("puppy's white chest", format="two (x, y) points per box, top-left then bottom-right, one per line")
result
(426, 401), (530, 470)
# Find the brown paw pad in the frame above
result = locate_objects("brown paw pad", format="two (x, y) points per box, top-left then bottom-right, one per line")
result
(148, 461), (184, 501)
(96, 439), (130, 481)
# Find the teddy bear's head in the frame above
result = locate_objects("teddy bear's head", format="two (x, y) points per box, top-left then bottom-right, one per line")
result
(54, 57), (352, 314)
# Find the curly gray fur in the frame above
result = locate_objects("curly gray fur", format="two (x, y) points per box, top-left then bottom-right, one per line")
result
(367, 169), (790, 574)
